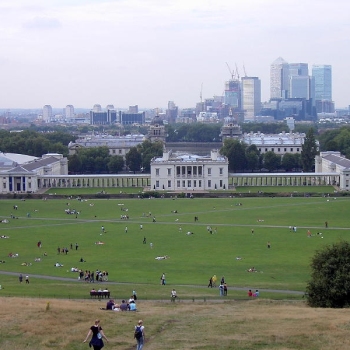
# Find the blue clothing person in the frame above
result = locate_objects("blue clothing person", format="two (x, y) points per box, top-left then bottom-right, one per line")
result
(135, 320), (145, 350)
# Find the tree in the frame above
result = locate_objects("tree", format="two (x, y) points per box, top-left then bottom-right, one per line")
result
(108, 155), (124, 173)
(68, 154), (82, 173)
(301, 128), (318, 172)
(126, 147), (142, 173)
(306, 241), (350, 308)
(281, 153), (300, 171)
(263, 151), (281, 172)
(137, 140), (163, 172)
(220, 139), (247, 172)
(245, 145), (260, 172)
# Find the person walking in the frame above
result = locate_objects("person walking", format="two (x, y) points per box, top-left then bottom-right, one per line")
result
(83, 319), (109, 350)
(161, 273), (165, 285)
(19, 273), (23, 283)
(134, 319), (145, 350)
(25, 275), (29, 284)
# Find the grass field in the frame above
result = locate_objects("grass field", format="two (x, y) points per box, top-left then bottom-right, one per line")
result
(1, 192), (350, 349)
(1, 297), (350, 350)
(0, 193), (349, 301)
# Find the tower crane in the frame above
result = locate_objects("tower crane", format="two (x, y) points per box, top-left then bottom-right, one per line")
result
(243, 63), (247, 77)
(235, 63), (240, 80)
(225, 62), (235, 80)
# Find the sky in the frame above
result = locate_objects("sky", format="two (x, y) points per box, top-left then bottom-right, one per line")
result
(0, 0), (349, 110)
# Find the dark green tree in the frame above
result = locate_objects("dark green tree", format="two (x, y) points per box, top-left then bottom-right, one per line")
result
(108, 155), (124, 173)
(126, 147), (142, 173)
(306, 241), (350, 308)
(281, 153), (300, 171)
(301, 128), (318, 171)
(220, 139), (247, 172)
(67, 154), (82, 174)
(263, 151), (281, 172)
(245, 144), (260, 172)
(137, 140), (163, 172)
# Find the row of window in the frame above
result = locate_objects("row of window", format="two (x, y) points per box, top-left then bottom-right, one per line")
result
(258, 147), (300, 153)
(111, 149), (123, 154)
(155, 168), (224, 176)
(154, 179), (224, 188)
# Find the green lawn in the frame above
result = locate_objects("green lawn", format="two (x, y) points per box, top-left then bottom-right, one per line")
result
(0, 195), (349, 299)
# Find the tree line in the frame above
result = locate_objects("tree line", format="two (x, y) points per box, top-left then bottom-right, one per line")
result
(0, 126), (325, 173)
(220, 128), (318, 172)
(68, 140), (163, 174)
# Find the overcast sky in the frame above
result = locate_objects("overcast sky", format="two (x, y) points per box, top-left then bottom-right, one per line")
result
(1, 0), (349, 110)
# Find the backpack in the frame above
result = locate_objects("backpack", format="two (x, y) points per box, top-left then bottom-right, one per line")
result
(134, 326), (142, 339)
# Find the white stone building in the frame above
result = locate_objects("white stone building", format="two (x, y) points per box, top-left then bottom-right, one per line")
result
(0, 153), (68, 193)
(315, 151), (350, 190)
(150, 150), (229, 192)
(68, 134), (146, 158)
(241, 132), (306, 155)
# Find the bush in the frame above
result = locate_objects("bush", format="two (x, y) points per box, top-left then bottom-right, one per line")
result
(306, 241), (350, 308)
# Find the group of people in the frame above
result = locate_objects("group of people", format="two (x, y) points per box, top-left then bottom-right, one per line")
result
(105, 294), (137, 312)
(248, 289), (260, 297)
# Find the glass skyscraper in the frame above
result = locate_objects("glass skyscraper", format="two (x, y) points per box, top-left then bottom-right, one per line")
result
(312, 64), (332, 101)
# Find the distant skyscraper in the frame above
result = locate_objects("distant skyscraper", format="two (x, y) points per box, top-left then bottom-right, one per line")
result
(224, 80), (241, 109)
(93, 104), (102, 112)
(129, 105), (138, 113)
(106, 105), (114, 110)
(241, 77), (261, 121)
(43, 105), (52, 122)
(312, 64), (332, 101)
(289, 76), (314, 99)
(270, 57), (289, 99)
(288, 63), (308, 77)
(65, 105), (74, 118)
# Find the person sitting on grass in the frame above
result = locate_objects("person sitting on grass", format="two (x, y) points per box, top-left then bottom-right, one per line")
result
(106, 299), (115, 310)
(247, 267), (257, 272)
(119, 300), (128, 311)
(129, 301), (137, 311)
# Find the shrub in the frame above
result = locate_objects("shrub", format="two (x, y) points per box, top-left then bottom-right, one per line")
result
(306, 241), (350, 308)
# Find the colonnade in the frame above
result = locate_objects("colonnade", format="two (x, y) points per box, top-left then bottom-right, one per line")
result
(38, 175), (151, 189)
(229, 173), (339, 187)
(37, 172), (339, 190)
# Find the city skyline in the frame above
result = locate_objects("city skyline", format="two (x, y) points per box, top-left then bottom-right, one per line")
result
(0, 0), (349, 109)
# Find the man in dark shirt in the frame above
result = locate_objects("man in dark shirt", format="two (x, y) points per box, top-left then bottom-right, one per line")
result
(106, 299), (115, 310)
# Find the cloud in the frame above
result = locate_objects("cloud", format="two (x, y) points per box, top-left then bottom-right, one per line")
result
(22, 17), (61, 30)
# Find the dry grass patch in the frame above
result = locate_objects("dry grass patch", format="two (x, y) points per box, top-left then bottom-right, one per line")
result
(1, 298), (350, 349)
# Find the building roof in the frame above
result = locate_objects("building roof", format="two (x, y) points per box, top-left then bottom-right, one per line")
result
(69, 134), (145, 148)
(241, 133), (305, 147)
(22, 156), (61, 171)
(153, 151), (227, 163)
(322, 153), (350, 170)
(0, 152), (38, 165)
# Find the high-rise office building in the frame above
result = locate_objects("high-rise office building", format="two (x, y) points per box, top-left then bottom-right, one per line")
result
(288, 63), (312, 100)
(242, 77), (261, 121)
(43, 105), (52, 122)
(288, 63), (308, 77)
(270, 57), (289, 99)
(224, 80), (241, 109)
(289, 75), (314, 100)
(312, 64), (332, 101)
(65, 105), (74, 118)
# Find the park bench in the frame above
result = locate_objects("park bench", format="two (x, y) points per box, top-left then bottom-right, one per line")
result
(90, 291), (110, 299)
